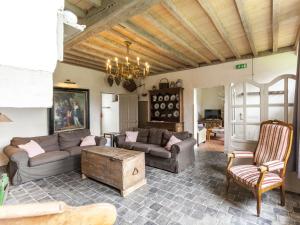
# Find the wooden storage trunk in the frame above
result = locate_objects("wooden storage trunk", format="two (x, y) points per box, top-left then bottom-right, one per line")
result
(81, 146), (146, 197)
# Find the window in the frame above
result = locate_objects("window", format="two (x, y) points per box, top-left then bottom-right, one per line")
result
(230, 75), (295, 141)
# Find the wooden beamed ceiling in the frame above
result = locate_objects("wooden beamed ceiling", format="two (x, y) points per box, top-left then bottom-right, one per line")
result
(63, 0), (300, 74)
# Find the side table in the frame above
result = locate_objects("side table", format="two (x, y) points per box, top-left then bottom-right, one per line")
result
(103, 132), (121, 147)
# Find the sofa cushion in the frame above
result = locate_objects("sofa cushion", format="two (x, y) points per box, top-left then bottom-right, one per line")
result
(11, 134), (59, 152)
(18, 140), (45, 158)
(59, 129), (91, 149)
(162, 131), (190, 146)
(133, 128), (149, 143)
(125, 131), (138, 142)
(165, 135), (182, 151)
(64, 145), (96, 156)
(149, 128), (165, 145)
(132, 142), (156, 153)
(149, 146), (171, 159)
(80, 135), (96, 146)
(29, 151), (69, 167)
(118, 142), (135, 150)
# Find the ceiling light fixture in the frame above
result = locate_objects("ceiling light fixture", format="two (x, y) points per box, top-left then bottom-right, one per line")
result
(105, 41), (150, 80)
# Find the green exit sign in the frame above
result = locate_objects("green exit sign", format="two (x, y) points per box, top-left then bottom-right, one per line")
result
(235, 63), (247, 69)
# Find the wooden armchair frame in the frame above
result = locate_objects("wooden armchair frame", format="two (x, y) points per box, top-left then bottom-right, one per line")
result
(226, 120), (293, 216)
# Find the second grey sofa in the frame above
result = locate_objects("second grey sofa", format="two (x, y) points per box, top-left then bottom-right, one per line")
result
(115, 128), (196, 173)
(4, 129), (106, 185)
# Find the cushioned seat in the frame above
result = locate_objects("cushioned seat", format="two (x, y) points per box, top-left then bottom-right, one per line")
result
(64, 146), (95, 156)
(149, 147), (171, 159)
(118, 142), (135, 149)
(132, 143), (160, 153)
(229, 165), (282, 189)
(29, 151), (70, 167)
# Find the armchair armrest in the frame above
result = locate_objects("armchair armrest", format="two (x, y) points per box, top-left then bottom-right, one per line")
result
(228, 151), (254, 159)
(258, 160), (284, 172)
(171, 138), (196, 154)
(3, 146), (29, 166)
(114, 134), (126, 147)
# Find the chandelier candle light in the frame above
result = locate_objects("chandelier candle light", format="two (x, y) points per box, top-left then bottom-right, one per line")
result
(105, 41), (150, 80)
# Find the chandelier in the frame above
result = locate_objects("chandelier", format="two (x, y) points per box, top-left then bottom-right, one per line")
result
(105, 41), (150, 80)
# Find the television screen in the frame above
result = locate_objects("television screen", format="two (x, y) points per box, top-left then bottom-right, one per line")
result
(205, 109), (221, 119)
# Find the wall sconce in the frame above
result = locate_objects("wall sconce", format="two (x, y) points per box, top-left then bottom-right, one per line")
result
(56, 79), (78, 88)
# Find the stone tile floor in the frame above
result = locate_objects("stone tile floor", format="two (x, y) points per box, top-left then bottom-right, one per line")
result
(4, 151), (300, 225)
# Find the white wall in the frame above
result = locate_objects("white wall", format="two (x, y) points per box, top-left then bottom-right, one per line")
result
(0, 62), (128, 152)
(0, 1), (64, 108)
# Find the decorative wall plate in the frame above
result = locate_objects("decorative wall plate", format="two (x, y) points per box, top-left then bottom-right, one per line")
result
(161, 114), (166, 118)
(154, 111), (160, 117)
(160, 103), (166, 109)
(176, 94), (179, 101)
(168, 103), (174, 109)
(176, 103), (180, 109)
(158, 96), (163, 101)
(173, 110), (179, 117)
(168, 113), (172, 118)
(154, 103), (159, 109)
(164, 95), (170, 101)
(152, 95), (157, 101)
(170, 95), (176, 101)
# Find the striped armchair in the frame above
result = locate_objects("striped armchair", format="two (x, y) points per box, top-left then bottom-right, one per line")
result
(226, 120), (293, 217)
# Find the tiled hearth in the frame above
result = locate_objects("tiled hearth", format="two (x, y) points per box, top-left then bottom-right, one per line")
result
(4, 151), (300, 225)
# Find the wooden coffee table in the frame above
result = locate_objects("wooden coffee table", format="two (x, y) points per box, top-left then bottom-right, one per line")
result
(81, 146), (146, 197)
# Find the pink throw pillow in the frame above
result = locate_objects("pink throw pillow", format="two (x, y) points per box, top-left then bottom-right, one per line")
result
(80, 135), (96, 146)
(165, 135), (182, 151)
(125, 131), (138, 142)
(18, 140), (45, 158)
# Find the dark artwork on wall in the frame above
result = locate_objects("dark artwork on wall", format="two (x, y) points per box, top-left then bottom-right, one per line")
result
(49, 87), (89, 134)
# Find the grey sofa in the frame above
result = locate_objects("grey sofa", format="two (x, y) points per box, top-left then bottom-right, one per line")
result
(115, 128), (196, 173)
(4, 129), (106, 185)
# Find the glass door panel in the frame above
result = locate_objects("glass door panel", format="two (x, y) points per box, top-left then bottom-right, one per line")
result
(288, 78), (296, 104)
(246, 125), (260, 141)
(232, 83), (244, 106)
(268, 106), (284, 121)
(246, 83), (260, 105)
(288, 106), (294, 123)
(246, 107), (260, 123)
(268, 79), (284, 104)
(232, 124), (244, 139)
(233, 107), (244, 122)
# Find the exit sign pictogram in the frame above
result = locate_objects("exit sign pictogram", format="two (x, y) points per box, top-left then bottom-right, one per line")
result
(235, 63), (247, 69)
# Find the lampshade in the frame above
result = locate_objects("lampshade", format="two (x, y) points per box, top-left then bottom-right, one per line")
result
(0, 113), (12, 122)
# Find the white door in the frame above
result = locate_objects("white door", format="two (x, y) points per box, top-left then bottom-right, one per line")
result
(119, 94), (138, 132)
(229, 74), (296, 151)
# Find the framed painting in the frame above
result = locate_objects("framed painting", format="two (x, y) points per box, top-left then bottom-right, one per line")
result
(49, 87), (90, 134)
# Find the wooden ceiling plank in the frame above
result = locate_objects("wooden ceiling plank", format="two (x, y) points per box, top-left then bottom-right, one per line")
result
(64, 54), (104, 66)
(65, 0), (161, 50)
(234, 0), (258, 56)
(93, 35), (176, 70)
(197, 0), (241, 59)
(272, 0), (280, 52)
(143, 12), (212, 64)
(65, 1), (87, 18)
(86, 0), (102, 7)
(65, 50), (106, 62)
(162, 0), (225, 62)
(121, 21), (198, 67)
(294, 26), (300, 49)
(63, 58), (103, 71)
(109, 29), (186, 67)
(78, 42), (164, 72)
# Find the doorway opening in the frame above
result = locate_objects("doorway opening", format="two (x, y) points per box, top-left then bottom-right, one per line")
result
(101, 93), (119, 145)
(194, 86), (225, 152)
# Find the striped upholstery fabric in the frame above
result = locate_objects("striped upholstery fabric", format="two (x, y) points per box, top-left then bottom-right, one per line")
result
(229, 165), (282, 189)
(263, 160), (284, 172)
(254, 124), (290, 165)
(233, 151), (254, 158)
